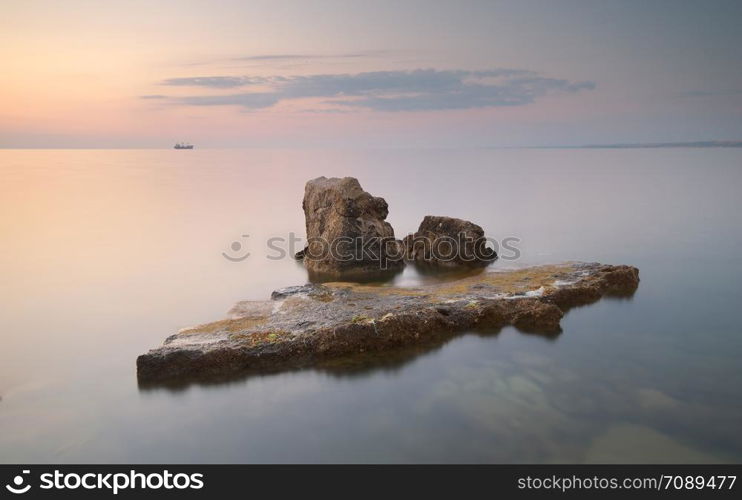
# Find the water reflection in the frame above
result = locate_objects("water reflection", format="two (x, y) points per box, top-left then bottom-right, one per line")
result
(137, 336), (456, 393)
(137, 316), (573, 392)
(406, 261), (490, 282)
(305, 266), (405, 284)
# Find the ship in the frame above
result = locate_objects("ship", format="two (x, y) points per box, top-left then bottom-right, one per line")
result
(174, 142), (194, 149)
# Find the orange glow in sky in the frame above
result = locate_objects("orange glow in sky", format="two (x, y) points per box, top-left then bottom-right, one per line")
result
(2, 1), (741, 147)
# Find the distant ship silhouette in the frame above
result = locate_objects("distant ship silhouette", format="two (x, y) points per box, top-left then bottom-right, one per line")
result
(174, 142), (194, 149)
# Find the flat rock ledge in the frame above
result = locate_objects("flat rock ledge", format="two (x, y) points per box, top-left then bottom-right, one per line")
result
(137, 263), (639, 386)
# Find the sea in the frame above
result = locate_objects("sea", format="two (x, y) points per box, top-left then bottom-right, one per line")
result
(1, 147), (741, 462)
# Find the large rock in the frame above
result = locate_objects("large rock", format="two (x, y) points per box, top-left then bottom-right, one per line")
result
(136, 263), (640, 387)
(403, 215), (497, 267)
(300, 176), (404, 278)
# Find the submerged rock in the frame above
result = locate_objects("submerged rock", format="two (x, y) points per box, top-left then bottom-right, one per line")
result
(403, 215), (496, 267)
(137, 262), (639, 387)
(300, 176), (404, 277)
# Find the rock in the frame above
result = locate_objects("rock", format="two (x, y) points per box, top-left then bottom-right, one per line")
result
(270, 284), (330, 300)
(403, 215), (496, 267)
(300, 176), (404, 278)
(137, 262), (639, 387)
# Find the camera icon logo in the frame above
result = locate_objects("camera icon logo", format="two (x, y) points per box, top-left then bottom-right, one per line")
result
(5, 470), (31, 494)
(222, 234), (251, 262)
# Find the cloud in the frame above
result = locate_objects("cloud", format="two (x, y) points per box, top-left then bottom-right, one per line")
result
(681, 89), (742, 97)
(234, 54), (313, 61)
(139, 94), (168, 99)
(231, 50), (392, 62)
(176, 92), (279, 109)
(232, 50), (391, 61)
(177, 51), (394, 68)
(155, 68), (595, 112)
(161, 76), (267, 88)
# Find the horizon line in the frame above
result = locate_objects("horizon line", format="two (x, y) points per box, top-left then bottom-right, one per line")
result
(2, 140), (741, 151)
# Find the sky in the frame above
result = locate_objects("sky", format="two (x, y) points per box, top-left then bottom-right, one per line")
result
(1, 0), (741, 148)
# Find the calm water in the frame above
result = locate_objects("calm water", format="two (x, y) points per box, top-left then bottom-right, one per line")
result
(1, 148), (741, 463)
